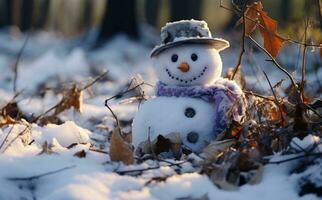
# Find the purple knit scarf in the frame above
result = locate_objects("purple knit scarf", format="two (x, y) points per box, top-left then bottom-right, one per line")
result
(155, 80), (245, 135)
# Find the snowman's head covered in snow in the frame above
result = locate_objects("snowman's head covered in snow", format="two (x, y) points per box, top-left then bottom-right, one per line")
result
(151, 20), (230, 86)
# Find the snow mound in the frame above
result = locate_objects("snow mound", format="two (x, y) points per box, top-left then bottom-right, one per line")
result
(33, 121), (91, 147)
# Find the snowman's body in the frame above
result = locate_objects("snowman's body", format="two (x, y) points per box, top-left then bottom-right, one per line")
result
(132, 20), (245, 153)
(132, 97), (215, 152)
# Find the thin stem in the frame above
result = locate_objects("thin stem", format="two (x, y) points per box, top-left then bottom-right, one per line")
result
(82, 71), (108, 91)
(266, 152), (322, 164)
(13, 34), (30, 93)
(300, 18), (309, 100)
(7, 165), (75, 181)
(243, 90), (275, 101)
(219, 1), (322, 48)
(2, 125), (30, 153)
(263, 71), (285, 125)
(231, 13), (246, 80)
(248, 36), (298, 89)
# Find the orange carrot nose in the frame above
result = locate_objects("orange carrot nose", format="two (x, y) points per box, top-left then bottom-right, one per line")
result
(177, 63), (190, 72)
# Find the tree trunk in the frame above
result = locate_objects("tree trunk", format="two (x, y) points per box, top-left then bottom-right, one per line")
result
(170, 0), (203, 22)
(145, 0), (160, 26)
(0, 0), (12, 28)
(97, 0), (139, 41)
(20, 0), (34, 31)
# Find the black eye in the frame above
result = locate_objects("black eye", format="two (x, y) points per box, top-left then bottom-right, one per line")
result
(171, 54), (178, 62)
(191, 53), (198, 61)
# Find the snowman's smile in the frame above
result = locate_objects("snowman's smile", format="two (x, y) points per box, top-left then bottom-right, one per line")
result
(165, 66), (208, 84)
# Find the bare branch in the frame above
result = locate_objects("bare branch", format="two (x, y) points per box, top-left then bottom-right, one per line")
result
(82, 71), (108, 91)
(2, 125), (30, 153)
(231, 13), (246, 80)
(243, 90), (275, 101)
(13, 34), (30, 93)
(300, 18), (309, 100)
(248, 36), (298, 89)
(263, 71), (285, 125)
(7, 165), (76, 181)
(266, 152), (322, 164)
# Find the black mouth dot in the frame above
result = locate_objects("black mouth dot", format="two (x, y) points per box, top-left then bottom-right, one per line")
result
(166, 66), (207, 83)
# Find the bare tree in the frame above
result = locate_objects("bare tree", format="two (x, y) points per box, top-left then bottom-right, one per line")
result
(97, 0), (139, 42)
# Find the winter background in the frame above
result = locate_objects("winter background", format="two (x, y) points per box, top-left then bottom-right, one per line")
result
(0, 0), (321, 200)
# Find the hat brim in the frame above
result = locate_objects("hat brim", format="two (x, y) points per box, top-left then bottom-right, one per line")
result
(150, 38), (229, 57)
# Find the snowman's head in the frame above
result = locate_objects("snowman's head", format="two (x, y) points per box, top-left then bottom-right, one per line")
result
(152, 44), (222, 86)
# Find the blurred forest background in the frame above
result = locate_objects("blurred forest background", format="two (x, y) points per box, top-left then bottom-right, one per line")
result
(0, 0), (321, 43)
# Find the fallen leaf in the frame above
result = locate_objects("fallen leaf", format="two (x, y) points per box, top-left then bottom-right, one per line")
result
(0, 115), (16, 127)
(135, 133), (182, 159)
(54, 85), (83, 115)
(38, 141), (57, 155)
(110, 127), (134, 165)
(203, 139), (235, 162)
(74, 150), (86, 158)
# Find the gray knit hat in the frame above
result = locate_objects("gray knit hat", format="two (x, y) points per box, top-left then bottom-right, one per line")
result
(150, 20), (230, 57)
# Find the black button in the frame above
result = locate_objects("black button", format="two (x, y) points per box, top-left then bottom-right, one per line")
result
(187, 132), (199, 143)
(185, 107), (196, 118)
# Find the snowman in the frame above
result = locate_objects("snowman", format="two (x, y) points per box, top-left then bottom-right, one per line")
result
(132, 20), (246, 153)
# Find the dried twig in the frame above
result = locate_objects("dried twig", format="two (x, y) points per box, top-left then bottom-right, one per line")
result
(248, 36), (298, 89)
(219, 0), (322, 48)
(2, 125), (30, 153)
(82, 71), (108, 91)
(104, 101), (120, 127)
(300, 18), (309, 100)
(231, 13), (246, 80)
(116, 161), (186, 175)
(89, 147), (109, 155)
(104, 82), (146, 103)
(263, 71), (285, 124)
(7, 165), (76, 181)
(13, 34), (30, 93)
(243, 90), (275, 101)
(32, 71), (108, 123)
(266, 152), (322, 164)
(0, 124), (16, 151)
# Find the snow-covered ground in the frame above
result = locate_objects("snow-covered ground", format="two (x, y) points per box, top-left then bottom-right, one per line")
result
(0, 31), (321, 200)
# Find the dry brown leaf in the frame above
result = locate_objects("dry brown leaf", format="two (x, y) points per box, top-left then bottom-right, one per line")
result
(0, 115), (16, 127)
(247, 164), (263, 185)
(110, 127), (134, 165)
(74, 150), (86, 158)
(258, 11), (286, 58)
(38, 141), (57, 155)
(208, 163), (239, 191)
(237, 1), (286, 58)
(236, 2), (262, 36)
(54, 85), (83, 115)
(135, 132), (182, 159)
(203, 139), (235, 162)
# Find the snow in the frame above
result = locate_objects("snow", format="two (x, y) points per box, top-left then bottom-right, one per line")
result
(0, 29), (321, 200)
(33, 121), (92, 147)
